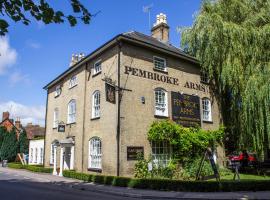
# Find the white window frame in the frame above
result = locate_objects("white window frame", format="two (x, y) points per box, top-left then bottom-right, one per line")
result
(40, 148), (43, 164)
(153, 56), (167, 72)
(34, 148), (38, 163)
(55, 85), (61, 97)
(151, 141), (171, 168)
(93, 60), (102, 75)
(69, 75), (77, 89)
(154, 88), (168, 117)
(67, 99), (76, 124)
(30, 148), (33, 163)
(202, 98), (212, 122)
(53, 108), (59, 128)
(88, 137), (102, 169)
(50, 144), (54, 165)
(200, 71), (209, 83)
(92, 90), (100, 118)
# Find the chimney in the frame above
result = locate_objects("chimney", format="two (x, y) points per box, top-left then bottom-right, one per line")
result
(2, 112), (10, 121)
(15, 117), (21, 130)
(70, 53), (85, 67)
(151, 13), (170, 43)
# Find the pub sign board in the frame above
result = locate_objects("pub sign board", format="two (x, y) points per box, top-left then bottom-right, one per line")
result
(171, 92), (201, 127)
(105, 83), (116, 104)
(58, 124), (65, 132)
(127, 146), (144, 161)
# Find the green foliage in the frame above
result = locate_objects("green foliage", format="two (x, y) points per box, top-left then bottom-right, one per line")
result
(181, 0), (270, 158)
(134, 154), (149, 178)
(63, 170), (270, 192)
(0, 127), (7, 152)
(8, 162), (52, 173)
(0, 128), (18, 162)
(0, 0), (93, 35)
(18, 129), (29, 154)
(148, 120), (224, 161)
(181, 157), (213, 180)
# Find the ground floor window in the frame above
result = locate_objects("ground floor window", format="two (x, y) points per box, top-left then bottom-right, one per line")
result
(89, 137), (102, 169)
(50, 144), (55, 164)
(151, 141), (171, 167)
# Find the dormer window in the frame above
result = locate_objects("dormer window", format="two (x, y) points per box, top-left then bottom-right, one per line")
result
(55, 85), (61, 97)
(153, 56), (167, 72)
(69, 75), (77, 89)
(93, 60), (102, 75)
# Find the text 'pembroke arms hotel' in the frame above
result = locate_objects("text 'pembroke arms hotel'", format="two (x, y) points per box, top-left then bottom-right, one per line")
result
(43, 13), (222, 177)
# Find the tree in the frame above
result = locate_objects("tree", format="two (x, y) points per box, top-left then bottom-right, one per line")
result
(181, 0), (270, 158)
(0, 126), (7, 151)
(0, 0), (94, 35)
(18, 129), (29, 154)
(0, 128), (18, 162)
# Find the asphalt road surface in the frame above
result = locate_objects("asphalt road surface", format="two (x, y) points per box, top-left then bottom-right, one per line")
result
(0, 170), (140, 200)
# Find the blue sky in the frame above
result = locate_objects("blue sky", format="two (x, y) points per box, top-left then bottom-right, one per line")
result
(0, 0), (201, 125)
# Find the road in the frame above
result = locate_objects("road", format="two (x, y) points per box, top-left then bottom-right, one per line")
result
(0, 169), (139, 200)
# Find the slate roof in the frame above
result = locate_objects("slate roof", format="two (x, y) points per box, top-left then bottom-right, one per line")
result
(122, 31), (198, 63)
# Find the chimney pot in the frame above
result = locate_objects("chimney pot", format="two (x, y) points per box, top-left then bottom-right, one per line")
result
(151, 13), (170, 43)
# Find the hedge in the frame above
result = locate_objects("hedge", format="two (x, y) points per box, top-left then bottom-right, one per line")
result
(8, 162), (53, 173)
(7, 164), (270, 192)
(63, 170), (270, 192)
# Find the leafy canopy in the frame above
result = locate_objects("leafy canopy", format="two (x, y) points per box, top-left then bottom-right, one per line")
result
(181, 0), (270, 157)
(0, 0), (94, 35)
(148, 120), (224, 161)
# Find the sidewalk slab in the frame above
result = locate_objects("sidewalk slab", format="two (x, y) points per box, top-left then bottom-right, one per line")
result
(1, 167), (270, 200)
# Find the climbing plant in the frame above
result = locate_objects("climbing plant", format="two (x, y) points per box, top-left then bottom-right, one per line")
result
(181, 0), (270, 158)
(18, 129), (29, 154)
(147, 120), (224, 162)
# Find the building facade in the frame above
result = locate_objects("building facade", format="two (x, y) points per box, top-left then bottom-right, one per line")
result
(29, 139), (44, 165)
(44, 14), (223, 177)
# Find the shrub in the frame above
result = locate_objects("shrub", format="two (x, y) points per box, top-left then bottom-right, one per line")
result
(112, 176), (131, 187)
(181, 157), (213, 180)
(104, 176), (114, 185)
(92, 174), (105, 184)
(0, 128), (18, 162)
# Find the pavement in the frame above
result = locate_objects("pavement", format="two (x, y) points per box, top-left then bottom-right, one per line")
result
(0, 166), (270, 200)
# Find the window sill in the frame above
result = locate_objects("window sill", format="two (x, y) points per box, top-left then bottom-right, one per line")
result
(153, 68), (168, 74)
(53, 127), (57, 130)
(92, 71), (101, 78)
(203, 120), (213, 124)
(91, 117), (100, 121)
(68, 84), (77, 90)
(154, 115), (169, 119)
(88, 168), (102, 173)
(54, 94), (60, 98)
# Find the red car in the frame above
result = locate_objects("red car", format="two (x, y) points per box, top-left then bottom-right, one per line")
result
(228, 152), (257, 167)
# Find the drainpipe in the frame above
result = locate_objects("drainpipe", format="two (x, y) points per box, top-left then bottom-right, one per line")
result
(116, 40), (122, 176)
(43, 89), (49, 167)
(81, 63), (88, 172)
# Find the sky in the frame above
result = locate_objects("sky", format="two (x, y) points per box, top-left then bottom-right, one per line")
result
(0, 0), (201, 126)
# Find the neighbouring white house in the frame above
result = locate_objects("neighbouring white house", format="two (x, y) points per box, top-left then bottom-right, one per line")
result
(29, 139), (44, 165)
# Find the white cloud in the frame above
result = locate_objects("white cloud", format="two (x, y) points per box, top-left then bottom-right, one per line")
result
(0, 37), (17, 75)
(0, 101), (45, 126)
(9, 71), (30, 86)
(26, 40), (41, 49)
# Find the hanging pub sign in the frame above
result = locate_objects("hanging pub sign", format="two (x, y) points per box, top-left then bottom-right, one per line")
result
(171, 92), (201, 127)
(105, 83), (116, 104)
(58, 124), (65, 132)
(127, 146), (144, 160)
